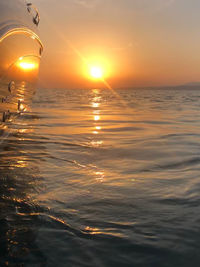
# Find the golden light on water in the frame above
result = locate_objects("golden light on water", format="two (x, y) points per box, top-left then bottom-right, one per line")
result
(96, 126), (101, 130)
(94, 115), (100, 121)
(90, 89), (103, 142)
(92, 102), (100, 108)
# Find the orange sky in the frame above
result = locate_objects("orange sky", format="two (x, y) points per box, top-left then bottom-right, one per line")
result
(34, 0), (200, 89)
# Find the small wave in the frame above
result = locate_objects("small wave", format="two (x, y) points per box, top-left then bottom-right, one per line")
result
(150, 157), (200, 172)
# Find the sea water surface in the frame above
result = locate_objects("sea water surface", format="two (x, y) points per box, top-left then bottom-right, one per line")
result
(1, 87), (200, 266)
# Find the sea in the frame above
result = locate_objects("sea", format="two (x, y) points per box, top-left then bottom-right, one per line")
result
(1, 87), (200, 266)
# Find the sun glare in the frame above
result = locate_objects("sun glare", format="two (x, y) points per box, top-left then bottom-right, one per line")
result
(18, 62), (36, 70)
(90, 66), (103, 79)
(82, 56), (111, 82)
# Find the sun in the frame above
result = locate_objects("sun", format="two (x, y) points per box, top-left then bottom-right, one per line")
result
(17, 58), (37, 71)
(18, 62), (36, 70)
(90, 66), (103, 79)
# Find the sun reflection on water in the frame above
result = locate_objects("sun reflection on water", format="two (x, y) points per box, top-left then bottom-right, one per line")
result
(95, 171), (105, 182)
(89, 89), (106, 182)
(95, 126), (101, 130)
(15, 159), (28, 168)
(92, 102), (100, 108)
(85, 226), (102, 235)
(94, 115), (100, 121)
(90, 89), (103, 140)
(90, 140), (103, 147)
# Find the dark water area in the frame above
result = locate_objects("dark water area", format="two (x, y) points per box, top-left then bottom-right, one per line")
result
(1, 87), (200, 266)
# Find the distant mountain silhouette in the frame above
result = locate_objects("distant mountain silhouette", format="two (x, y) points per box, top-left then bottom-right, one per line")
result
(182, 82), (200, 87)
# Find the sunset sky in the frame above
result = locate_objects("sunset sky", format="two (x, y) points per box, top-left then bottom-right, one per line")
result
(34, 0), (200, 89)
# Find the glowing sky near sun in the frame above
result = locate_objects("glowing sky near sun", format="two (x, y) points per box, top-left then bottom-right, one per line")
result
(34, 0), (200, 89)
